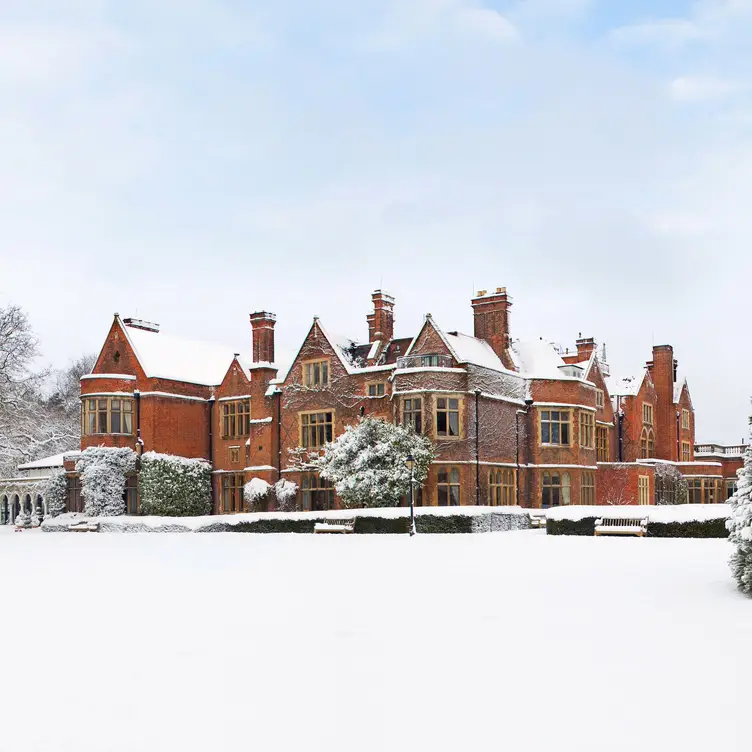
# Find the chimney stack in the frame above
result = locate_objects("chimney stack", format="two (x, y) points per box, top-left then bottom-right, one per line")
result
(575, 336), (596, 362)
(366, 290), (395, 344)
(647, 344), (677, 460)
(471, 287), (514, 369)
(249, 312), (276, 364)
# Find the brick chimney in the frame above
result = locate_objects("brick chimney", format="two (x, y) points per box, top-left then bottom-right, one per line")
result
(646, 344), (678, 461)
(575, 336), (596, 362)
(249, 312), (276, 364)
(471, 287), (514, 369)
(366, 290), (395, 344)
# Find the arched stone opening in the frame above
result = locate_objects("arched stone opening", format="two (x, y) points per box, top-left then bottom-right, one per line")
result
(24, 494), (33, 516)
(11, 494), (20, 522)
(1, 495), (8, 525)
(35, 494), (46, 518)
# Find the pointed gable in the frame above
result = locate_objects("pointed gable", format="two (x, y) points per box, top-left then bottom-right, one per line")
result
(92, 316), (147, 380)
(403, 315), (456, 363)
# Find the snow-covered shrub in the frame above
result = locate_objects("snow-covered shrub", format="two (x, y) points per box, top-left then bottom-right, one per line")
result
(273, 479), (298, 512)
(139, 452), (212, 517)
(654, 463), (688, 505)
(44, 469), (69, 517)
(243, 477), (271, 512)
(14, 510), (31, 528)
(728, 440), (752, 595)
(76, 446), (137, 517)
(315, 417), (436, 509)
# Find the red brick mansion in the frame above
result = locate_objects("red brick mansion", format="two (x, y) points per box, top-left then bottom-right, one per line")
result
(60, 288), (744, 513)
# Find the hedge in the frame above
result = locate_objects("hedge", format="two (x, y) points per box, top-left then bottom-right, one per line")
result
(647, 519), (728, 538)
(546, 517), (729, 538)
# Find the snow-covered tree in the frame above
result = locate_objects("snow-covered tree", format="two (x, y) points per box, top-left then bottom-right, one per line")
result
(315, 417), (435, 508)
(273, 479), (298, 512)
(654, 463), (688, 505)
(76, 446), (137, 517)
(728, 438), (752, 595)
(0, 303), (94, 476)
(244, 477), (271, 511)
(44, 469), (69, 517)
(14, 509), (31, 528)
(139, 452), (212, 516)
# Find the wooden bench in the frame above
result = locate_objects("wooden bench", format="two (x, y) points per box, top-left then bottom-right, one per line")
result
(313, 519), (356, 534)
(528, 513), (547, 529)
(68, 521), (100, 533)
(594, 517), (648, 537)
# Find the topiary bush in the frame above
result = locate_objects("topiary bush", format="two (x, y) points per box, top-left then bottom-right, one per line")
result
(416, 514), (474, 534)
(76, 446), (137, 517)
(243, 478), (272, 512)
(648, 519), (728, 538)
(44, 469), (68, 517)
(354, 516), (410, 534)
(139, 452), (212, 517)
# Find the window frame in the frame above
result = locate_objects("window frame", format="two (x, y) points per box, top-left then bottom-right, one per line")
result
(435, 395), (463, 440)
(681, 441), (691, 463)
(640, 427), (655, 459)
(302, 358), (331, 388)
(642, 402), (654, 426)
(541, 471), (571, 507)
(579, 411), (595, 449)
(81, 397), (135, 436)
(682, 409), (690, 431)
(221, 399), (251, 439)
(299, 410), (335, 449)
(301, 472), (334, 511)
(220, 473), (245, 513)
(539, 409), (572, 447)
(595, 389), (605, 410)
(581, 472), (596, 505)
(402, 397), (423, 434)
(596, 426), (609, 462)
(366, 381), (386, 397)
(638, 475), (650, 505)
(488, 468), (516, 506)
(437, 466), (461, 506)
(230, 446), (241, 465)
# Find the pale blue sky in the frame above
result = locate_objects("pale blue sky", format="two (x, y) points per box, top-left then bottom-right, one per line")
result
(1, 0), (750, 443)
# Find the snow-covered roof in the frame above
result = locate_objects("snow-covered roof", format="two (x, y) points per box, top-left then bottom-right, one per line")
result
(510, 339), (569, 380)
(17, 451), (79, 471)
(673, 370), (688, 403)
(443, 331), (506, 371)
(606, 371), (644, 397)
(122, 321), (251, 387)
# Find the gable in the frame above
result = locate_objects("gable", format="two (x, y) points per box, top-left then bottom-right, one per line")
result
(92, 318), (146, 380)
(217, 357), (252, 393)
(282, 320), (350, 385)
(404, 317), (454, 361)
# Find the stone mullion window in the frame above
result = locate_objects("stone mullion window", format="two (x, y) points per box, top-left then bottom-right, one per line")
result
(82, 397), (134, 436)
(541, 471), (571, 507)
(302, 359), (330, 387)
(581, 472), (595, 505)
(489, 468), (515, 506)
(596, 427), (609, 462)
(301, 473), (335, 511)
(540, 410), (571, 446)
(402, 397), (423, 434)
(435, 397), (461, 439)
(437, 467), (461, 506)
(221, 473), (244, 513)
(579, 412), (595, 449)
(300, 411), (334, 449)
(222, 400), (251, 439)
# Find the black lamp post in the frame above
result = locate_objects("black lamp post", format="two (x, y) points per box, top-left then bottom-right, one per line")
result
(406, 454), (416, 536)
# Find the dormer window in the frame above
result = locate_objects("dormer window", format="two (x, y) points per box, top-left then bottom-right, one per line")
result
(558, 364), (583, 379)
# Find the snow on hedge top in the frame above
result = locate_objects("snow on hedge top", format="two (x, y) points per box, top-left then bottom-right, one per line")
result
(546, 504), (730, 523)
(123, 322), (249, 386)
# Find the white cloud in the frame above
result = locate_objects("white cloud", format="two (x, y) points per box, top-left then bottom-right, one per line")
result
(455, 7), (519, 42)
(610, 18), (705, 46)
(670, 75), (745, 102)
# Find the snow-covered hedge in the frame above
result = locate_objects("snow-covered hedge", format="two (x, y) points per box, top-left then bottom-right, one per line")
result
(273, 479), (298, 512)
(728, 442), (752, 594)
(545, 504), (730, 537)
(243, 478), (271, 512)
(315, 417), (436, 508)
(76, 447), (137, 517)
(43, 469), (68, 517)
(41, 505), (529, 534)
(139, 452), (212, 517)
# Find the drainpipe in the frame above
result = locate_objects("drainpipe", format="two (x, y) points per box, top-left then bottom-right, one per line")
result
(617, 397), (624, 462)
(676, 411), (681, 462)
(208, 395), (215, 510)
(517, 398), (534, 507)
(134, 389), (143, 454)
(474, 389), (481, 506)
(275, 389), (282, 481)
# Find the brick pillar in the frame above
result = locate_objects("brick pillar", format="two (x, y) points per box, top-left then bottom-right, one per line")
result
(249, 312), (276, 364)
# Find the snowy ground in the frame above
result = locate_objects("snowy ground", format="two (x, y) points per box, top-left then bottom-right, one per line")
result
(2, 529), (748, 751)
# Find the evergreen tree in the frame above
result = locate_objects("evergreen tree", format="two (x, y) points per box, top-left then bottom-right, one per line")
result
(315, 417), (435, 509)
(728, 434), (752, 595)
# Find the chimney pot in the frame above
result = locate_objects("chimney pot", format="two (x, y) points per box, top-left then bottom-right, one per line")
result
(249, 311), (276, 364)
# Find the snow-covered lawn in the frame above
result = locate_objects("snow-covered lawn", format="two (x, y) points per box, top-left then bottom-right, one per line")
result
(2, 529), (748, 751)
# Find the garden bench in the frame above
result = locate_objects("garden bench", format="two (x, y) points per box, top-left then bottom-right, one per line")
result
(594, 517), (648, 537)
(68, 521), (100, 533)
(528, 512), (547, 529)
(313, 518), (356, 534)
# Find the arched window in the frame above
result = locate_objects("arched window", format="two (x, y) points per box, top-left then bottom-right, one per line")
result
(640, 428), (655, 459)
(437, 467), (460, 506)
(489, 469), (515, 506)
(542, 472), (571, 507)
(1, 495), (8, 525)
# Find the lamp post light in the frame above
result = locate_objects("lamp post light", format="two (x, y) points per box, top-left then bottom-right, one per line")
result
(406, 454), (416, 536)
